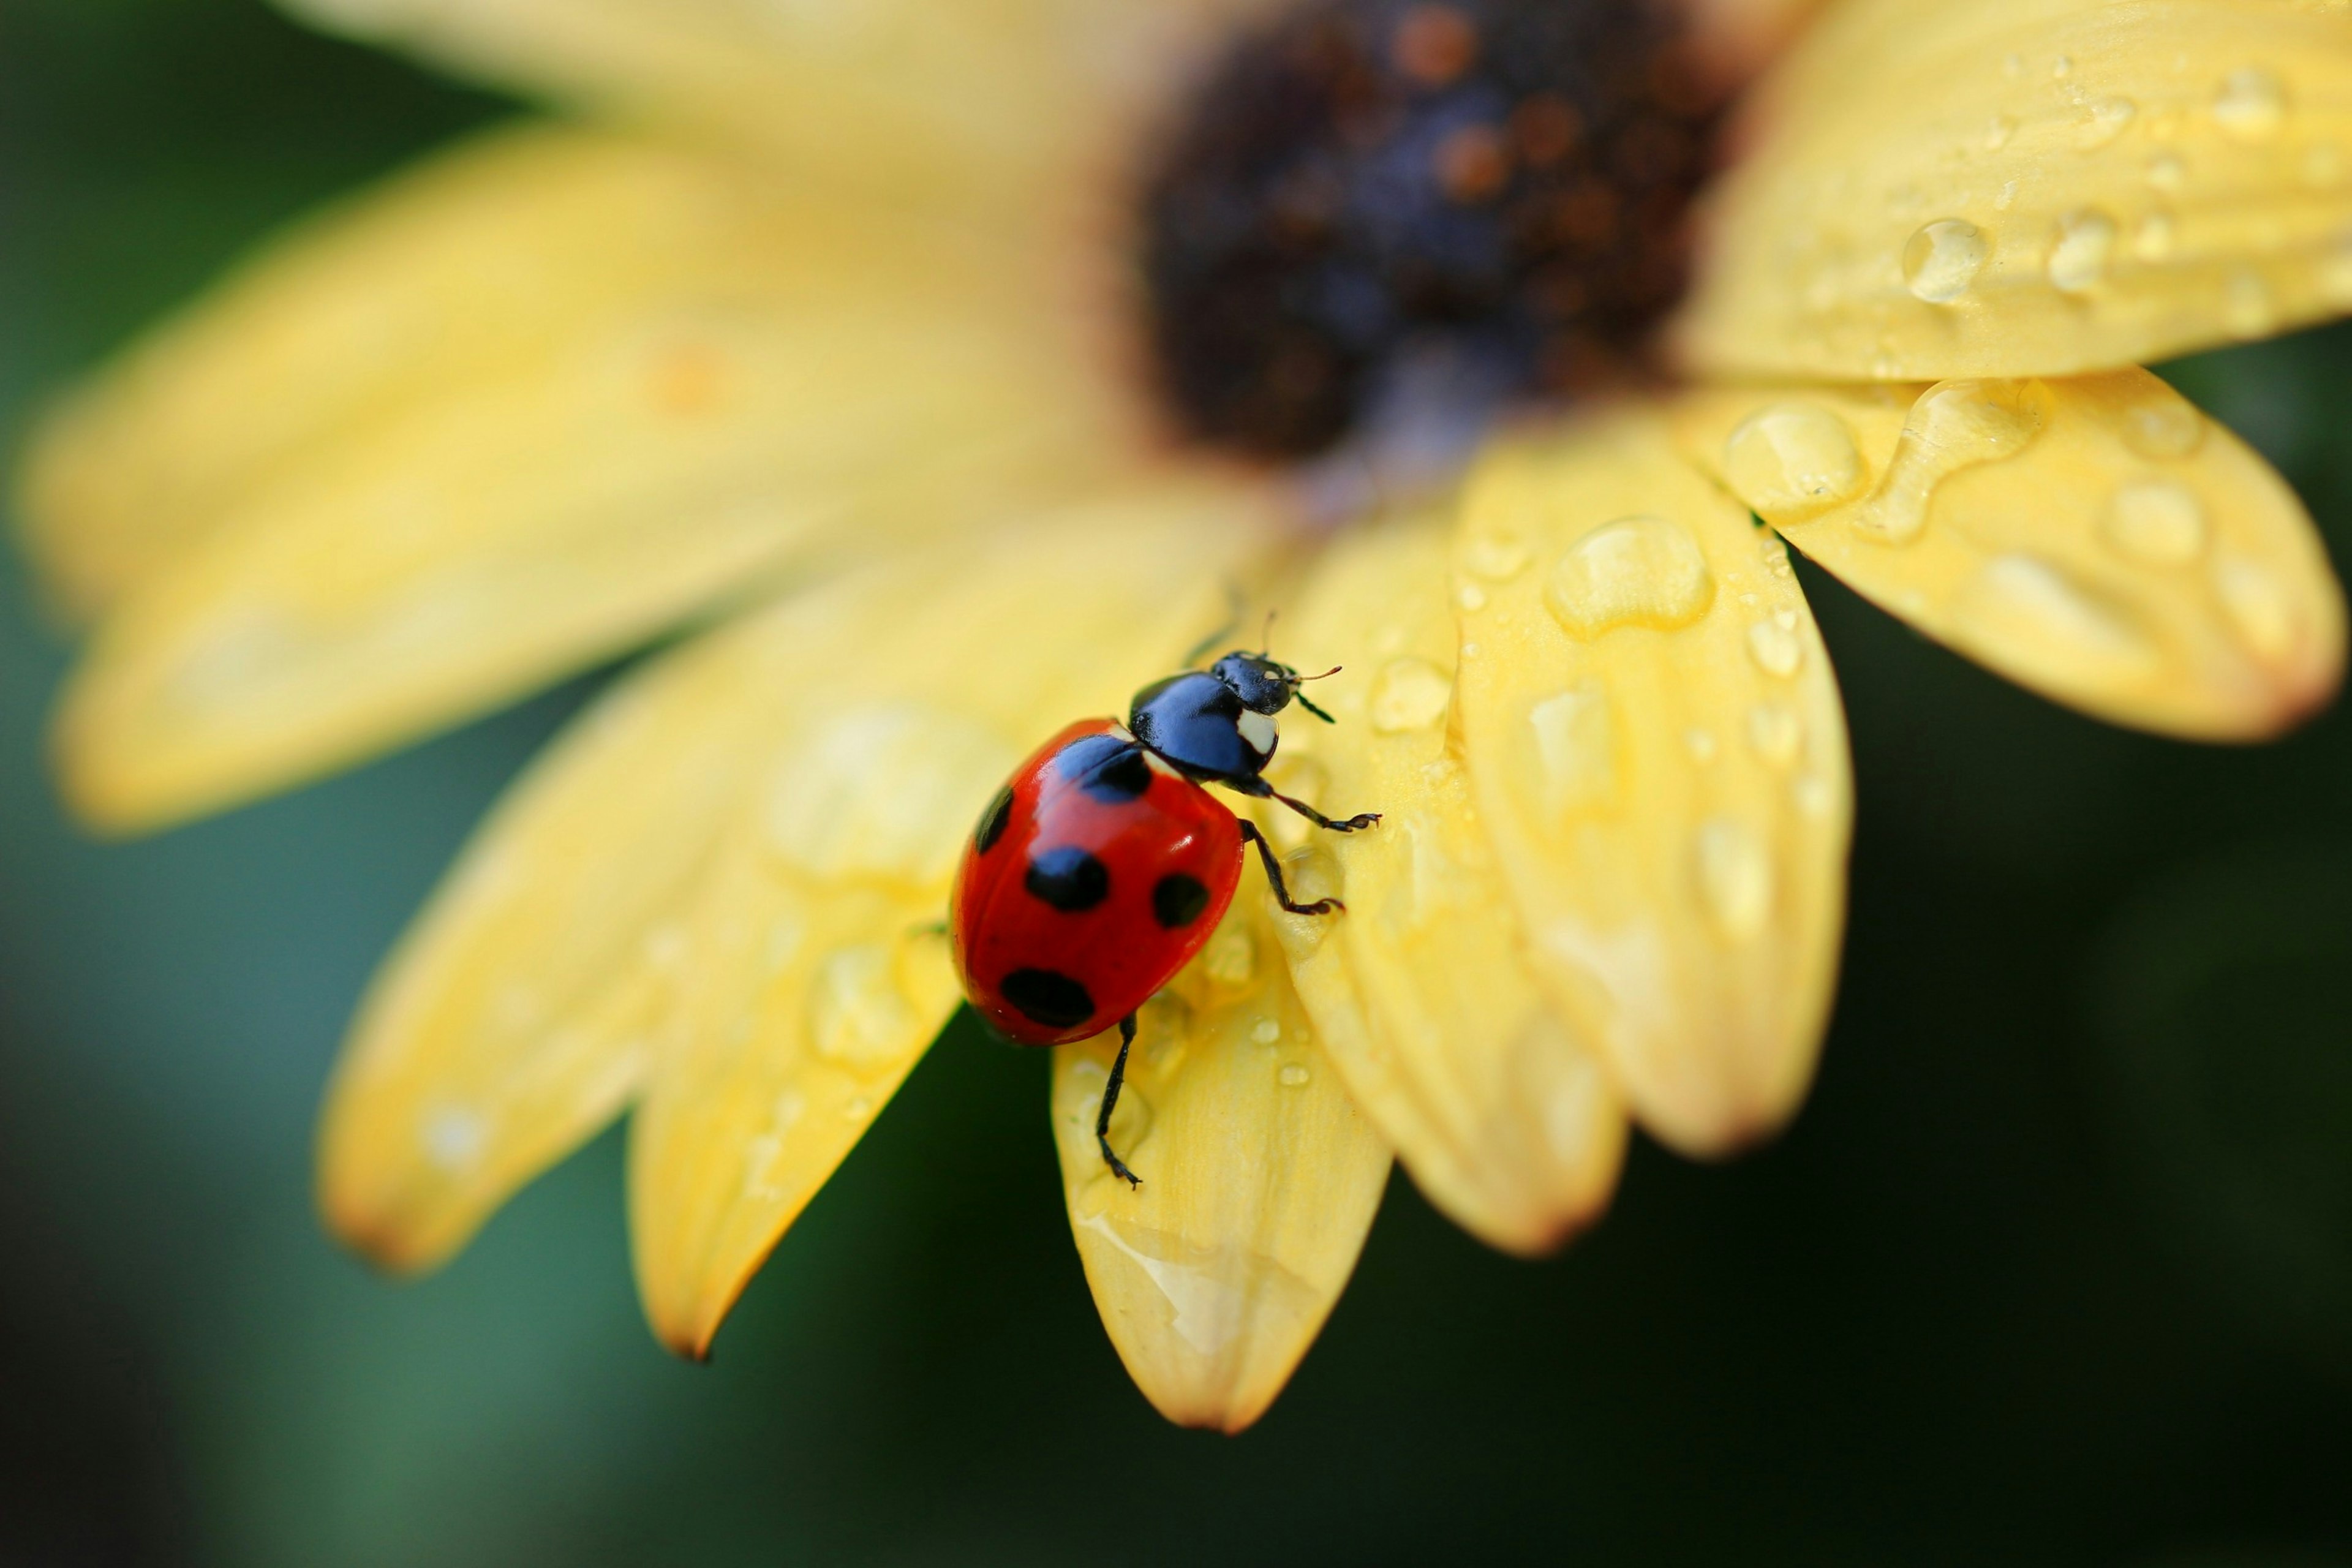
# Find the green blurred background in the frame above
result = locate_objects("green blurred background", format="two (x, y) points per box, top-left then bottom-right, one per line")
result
(4, 4), (2352, 1563)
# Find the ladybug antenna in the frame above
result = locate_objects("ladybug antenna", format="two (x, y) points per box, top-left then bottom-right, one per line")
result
(1290, 664), (1342, 724)
(1257, 608), (1279, 657)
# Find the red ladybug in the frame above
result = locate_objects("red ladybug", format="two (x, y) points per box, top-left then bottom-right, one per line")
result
(950, 646), (1380, 1187)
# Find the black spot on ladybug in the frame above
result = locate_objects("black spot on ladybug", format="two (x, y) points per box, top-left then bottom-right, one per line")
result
(1001, 968), (1096, 1031)
(1055, 733), (1152, 802)
(1152, 873), (1212, 929)
(1025, 846), (1110, 912)
(974, 785), (1016, 854)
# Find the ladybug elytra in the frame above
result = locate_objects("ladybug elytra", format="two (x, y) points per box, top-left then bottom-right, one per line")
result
(949, 644), (1380, 1188)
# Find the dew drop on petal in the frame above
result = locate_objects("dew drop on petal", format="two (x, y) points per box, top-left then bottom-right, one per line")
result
(2120, 393), (2206, 460)
(1251, 1017), (1282, 1045)
(422, 1106), (488, 1173)
(1950, 555), (2162, 692)
(1744, 703), (1803, 768)
(2076, 97), (2136, 149)
(1683, 727), (1719, 764)
(1370, 656), (1455, 733)
(1463, 533), (1530, 580)
(809, 944), (920, 1074)
(1201, 922), (1257, 989)
(2132, 211), (2177, 262)
(1542, 516), (1716, 638)
(1902, 219), (1990, 303)
(2103, 478), (2208, 564)
(1278, 1062), (1311, 1088)
(1456, 582), (1488, 611)
(1984, 115), (2018, 151)
(2213, 557), (2301, 664)
(2048, 209), (2117, 293)
(2214, 67), (2288, 142)
(2223, 271), (2276, 338)
(1746, 618), (1804, 679)
(1721, 403), (1866, 518)
(1692, 817), (1774, 942)
(2146, 151), (2187, 192)
(1523, 679), (1617, 815)
(1846, 379), (2051, 545)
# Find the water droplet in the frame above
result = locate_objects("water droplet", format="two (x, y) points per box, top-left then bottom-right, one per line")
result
(2145, 151), (2187, 192)
(422, 1106), (488, 1172)
(2052, 54), (2073, 79)
(1463, 534), (1529, 580)
(2132, 210), (2177, 262)
(2119, 392), (2206, 459)
(2076, 96), (2136, 148)
(1251, 1017), (1281, 1045)
(1983, 115), (2017, 151)
(1201, 922), (1257, 989)
(767, 706), (1015, 882)
(1542, 516), (1716, 639)
(1845, 380), (2052, 545)
(1792, 774), (1838, 819)
(2103, 478), (2208, 564)
(1950, 555), (2162, 693)
(1524, 679), (1617, 814)
(770, 1088), (806, 1131)
(2213, 557), (2300, 663)
(1995, 179), (2020, 213)
(1370, 657), (1454, 733)
(1746, 619), (1804, 679)
(1683, 728), (1719, 764)
(1277, 1063), (1311, 1088)
(809, 943), (918, 1074)
(2224, 271), (2275, 338)
(1455, 582), (1488, 612)
(1902, 219), (1991, 304)
(843, 1095), (874, 1121)
(1693, 818), (1775, 942)
(1745, 704), (1803, 768)
(2214, 67), (2288, 141)
(2048, 209), (2117, 293)
(1721, 404), (1867, 519)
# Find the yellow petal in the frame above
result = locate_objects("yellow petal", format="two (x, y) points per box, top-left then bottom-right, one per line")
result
(279, 0), (1283, 220)
(43, 125), (1142, 834)
(1673, 369), (2346, 737)
(1681, 0), (2352, 381)
(627, 484), (1285, 1359)
(1265, 510), (1627, 1255)
(1053, 896), (1390, 1433)
(317, 570), (911, 1273)
(1450, 407), (1853, 1156)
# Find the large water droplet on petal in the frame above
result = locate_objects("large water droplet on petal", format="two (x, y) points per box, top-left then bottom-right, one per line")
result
(2103, 478), (2208, 564)
(2119, 391), (2206, 460)
(1903, 219), (1991, 304)
(2048, 209), (2117, 293)
(2214, 67), (2288, 142)
(1370, 657), (1454, 733)
(1542, 516), (1716, 638)
(1723, 403), (1868, 520)
(1951, 555), (2162, 692)
(1845, 379), (2052, 545)
(1692, 817), (1774, 942)
(1745, 618), (1804, 679)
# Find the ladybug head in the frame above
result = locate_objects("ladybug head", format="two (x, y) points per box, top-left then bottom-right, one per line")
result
(1210, 651), (1340, 723)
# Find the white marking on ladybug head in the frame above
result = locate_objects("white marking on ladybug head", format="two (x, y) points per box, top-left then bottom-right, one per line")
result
(1238, 709), (1277, 755)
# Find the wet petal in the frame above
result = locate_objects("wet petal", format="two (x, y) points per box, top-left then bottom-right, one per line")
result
(1266, 510), (1626, 1255)
(1450, 407), (1853, 1156)
(280, 0), (1284, 217)
(1681, 0), (2352, 380)
(41, 124), (1140, 833)
(1053, 896), (1390, 1433)
(1674, 369), (2346, 737)
(318, 571), (907, 1272)
(627, 484), (1284, 1359)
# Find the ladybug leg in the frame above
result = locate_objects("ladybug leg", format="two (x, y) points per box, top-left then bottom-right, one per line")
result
(1097, 1014), (1144, 1189)
(1226, 776), (1382, 834)
(1240, 820), (1344, 916)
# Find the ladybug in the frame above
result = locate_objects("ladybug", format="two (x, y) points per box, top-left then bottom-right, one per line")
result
(949, 644), (1381, 1188)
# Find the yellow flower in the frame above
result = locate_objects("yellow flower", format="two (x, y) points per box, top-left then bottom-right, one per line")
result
(17, 0), (2350, 1431)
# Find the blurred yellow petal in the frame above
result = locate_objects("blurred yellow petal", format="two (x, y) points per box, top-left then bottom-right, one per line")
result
(1266, 509), (1626, 1256)
(628, 484), (1284, 1359)
(318, 570), (910, 1273)
(1674, 369), (2346, 737)
(1451, 408), (1853, 1156)
(1053, 898), (1389, 1433)
(44, 127), (1142, 834)
(279, 0), (1283, 218)
(1681, 0), (2352, 381)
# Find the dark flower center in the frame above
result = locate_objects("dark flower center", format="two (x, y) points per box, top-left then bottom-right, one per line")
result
(1140, 0), (1725, 460)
